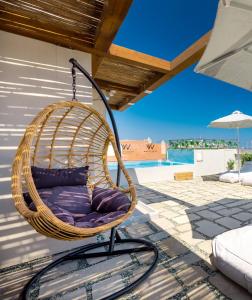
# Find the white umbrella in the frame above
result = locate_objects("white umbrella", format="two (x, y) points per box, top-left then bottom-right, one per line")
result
(195, 0), (252, 92)
(209, 111), (252, 179)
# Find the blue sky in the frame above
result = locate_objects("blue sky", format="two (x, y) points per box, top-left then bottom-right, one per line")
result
(113, 0), (252, 147)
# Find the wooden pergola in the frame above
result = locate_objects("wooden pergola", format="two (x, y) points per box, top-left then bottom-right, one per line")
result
(0, 0), (210, 110)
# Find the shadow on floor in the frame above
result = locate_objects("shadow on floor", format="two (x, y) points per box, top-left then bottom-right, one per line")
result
(1, 183), (252, 299)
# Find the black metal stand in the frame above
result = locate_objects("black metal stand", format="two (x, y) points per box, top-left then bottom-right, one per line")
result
(21, 228), (159, 300)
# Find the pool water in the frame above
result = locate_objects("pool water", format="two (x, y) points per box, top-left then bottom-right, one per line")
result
(167, 149), (194, 164)
(108, 160), (184, 170)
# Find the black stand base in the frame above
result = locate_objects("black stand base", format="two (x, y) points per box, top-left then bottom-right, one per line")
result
(21, 230), (158, 300)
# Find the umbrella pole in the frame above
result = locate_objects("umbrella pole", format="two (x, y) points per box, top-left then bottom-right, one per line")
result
(237, 127), (241, 181)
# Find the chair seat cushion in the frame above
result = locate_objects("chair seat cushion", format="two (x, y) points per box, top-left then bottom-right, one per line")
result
(31, 166), (89, 189)
(212, 225), (252, 293)
(91, 186), (131, 213)
(75, 211), (127, 228)
(24, 186), (130, 228)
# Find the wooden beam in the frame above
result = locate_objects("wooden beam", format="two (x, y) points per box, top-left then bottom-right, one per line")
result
(108, 44), (171, 73)
(109, 103), (120, 110)
(170, 31), (211, 71)
(92, 0), (133, 75)
(92, 54), (104, 77)
(118, 73), (166, 111)
(94, 0), (133, 52)
(118, 32), (211, 111)
(95, 78), (139, 95)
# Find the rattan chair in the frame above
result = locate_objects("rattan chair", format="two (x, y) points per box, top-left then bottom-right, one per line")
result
(11, 59), (158, 300)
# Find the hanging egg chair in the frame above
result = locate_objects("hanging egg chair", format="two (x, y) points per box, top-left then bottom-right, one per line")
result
(11, 58), (158, 300)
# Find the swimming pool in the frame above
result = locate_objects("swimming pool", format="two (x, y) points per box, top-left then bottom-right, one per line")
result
(108, 160), (184, 170)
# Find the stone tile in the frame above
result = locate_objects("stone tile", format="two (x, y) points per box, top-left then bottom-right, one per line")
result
(173, 215), (190, 225)
(225, 200), (249, 208)
(151, 217), (175, 230)
(233, 212), (252, 222)
(186, 213), (201, 221)
(132, 265), (182, 299)
(40, 260), (80, 284)
(178, 231), (205, 246)
(39, 255), (132, 298)
(218, 199), (238, 205)
(197, 240), (212, 255)
(148, 203), (167, 210)
(135, 250), (154, 265)
(177, 265), (208, 286)
(195, 220), (226, 238)
(125, 223), (154, 238)
(208, 202), (222, 207)
(188, 206), (209, 213)
(61, 287), (87, 300)
(171, 205), (186, 212)
(240, 202), (252, 210)
(148, 231), (169, 242)
(215, 216), (242, 229)
(159, 210), (179, 218)
(209, 205), (225, 211)
(165, 227), (179, 236)
(86, 246), (107, 265)
(196, 210), (221, 220)
(176, 223), (193, 233)
(218, 207), (243, 216)
(169, 252), (201, 270)
(92, 275), (124, 300)
(162, 200), (180, 207)
(187, 283), (217, 300)
(158, 237), (188, 257)
(209, 273), (251, 300)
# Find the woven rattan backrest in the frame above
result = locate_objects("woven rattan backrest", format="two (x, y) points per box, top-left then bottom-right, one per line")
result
(28, 101), (118, 189)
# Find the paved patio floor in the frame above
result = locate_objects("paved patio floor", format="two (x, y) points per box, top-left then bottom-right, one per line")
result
(1, 179), (252, 299)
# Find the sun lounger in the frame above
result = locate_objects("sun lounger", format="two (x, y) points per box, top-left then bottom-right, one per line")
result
(212, 225), (252, 294)
(219, 162), (252, 183)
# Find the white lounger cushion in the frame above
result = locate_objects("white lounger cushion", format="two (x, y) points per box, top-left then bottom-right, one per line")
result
(219, 162), (252, 183)
(219, 171), (239, 183)
(212, 225), (252, 293)
(242, 177), (252, 186)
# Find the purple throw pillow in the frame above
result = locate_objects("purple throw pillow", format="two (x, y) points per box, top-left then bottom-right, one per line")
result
(91, 187), (131, 213)
(31, 166), (89, 189)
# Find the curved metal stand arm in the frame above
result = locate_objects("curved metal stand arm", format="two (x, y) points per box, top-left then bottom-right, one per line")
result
(69, 58), (121, 185)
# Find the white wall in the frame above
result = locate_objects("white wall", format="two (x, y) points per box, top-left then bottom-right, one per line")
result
(110, 164), (195, 185)
(194, 149), (237, 176)
(0, 31), (95, 268)
(109, 149), (237, 185)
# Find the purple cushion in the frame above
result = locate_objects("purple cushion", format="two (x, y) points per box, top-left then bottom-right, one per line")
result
(31, 166), (89, 189)
(47, 185), (92, 218)
(91, 187), (130, 213)
(75, 211), (126, 228)
(24, 186), (129, 228)
(25, 185), (91, 224)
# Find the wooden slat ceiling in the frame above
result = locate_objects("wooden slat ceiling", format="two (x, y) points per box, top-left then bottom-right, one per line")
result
(0, 0), (210, 111)
(96, 32), (211, 111)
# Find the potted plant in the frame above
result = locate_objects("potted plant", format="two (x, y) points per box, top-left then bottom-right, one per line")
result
(227, 159), (235, 171)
